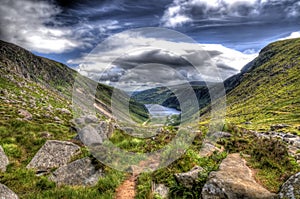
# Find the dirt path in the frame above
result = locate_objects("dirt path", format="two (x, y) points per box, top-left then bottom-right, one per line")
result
(114, 175), (137, 199)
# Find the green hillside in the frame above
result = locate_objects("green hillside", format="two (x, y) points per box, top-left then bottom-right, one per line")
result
(224, 38), (300, 133)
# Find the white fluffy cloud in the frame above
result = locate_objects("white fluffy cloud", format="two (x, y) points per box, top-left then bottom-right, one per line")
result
(0, 0), (119, 54)
(279, 31), (300, 41)
(161, 0), (300, 27)
(69, 31), (257, 90)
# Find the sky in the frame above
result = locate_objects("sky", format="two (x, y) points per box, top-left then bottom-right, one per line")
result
(1, 0), (300, 90)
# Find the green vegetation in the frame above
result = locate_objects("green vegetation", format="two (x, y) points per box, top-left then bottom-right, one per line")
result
(225, 38), (300, 133)
(0, 37), (300, 198)
(218, 123), (300, 192)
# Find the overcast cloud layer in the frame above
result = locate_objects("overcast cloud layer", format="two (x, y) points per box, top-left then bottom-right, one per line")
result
(0, 0), (299, 89)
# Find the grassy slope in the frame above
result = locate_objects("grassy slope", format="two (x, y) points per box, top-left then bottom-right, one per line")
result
(225, 38), (300, 133)
(0, 40), (148, 198)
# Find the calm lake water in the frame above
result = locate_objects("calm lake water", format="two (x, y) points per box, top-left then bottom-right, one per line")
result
(145, 104), (181, 117)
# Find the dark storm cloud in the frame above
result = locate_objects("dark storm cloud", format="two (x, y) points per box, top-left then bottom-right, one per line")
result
(113, 49), (192, 69)
(161, 0), (300, 28)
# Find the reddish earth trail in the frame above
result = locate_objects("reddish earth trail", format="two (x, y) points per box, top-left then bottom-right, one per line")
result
(114, 175), (137, 199)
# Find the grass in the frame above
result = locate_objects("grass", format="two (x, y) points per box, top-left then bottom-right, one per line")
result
(225, 39), (300, 133)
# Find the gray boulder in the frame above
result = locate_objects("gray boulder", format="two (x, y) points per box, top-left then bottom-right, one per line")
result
(18, 109), (32, 120)
(49, 157), (103, 186)
(0, 145), (9, 172)
(26, 140), (81, 173)
(152, 183), (169, 199)
(279, 172), (300, 199)
(78, 125), (103, 146)
(0, 183), (18, 199)
(201, 153), (276, 199)
(174, 166), (204, 188)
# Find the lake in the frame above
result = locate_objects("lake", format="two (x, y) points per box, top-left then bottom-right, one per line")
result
(145, 104), (181, 117)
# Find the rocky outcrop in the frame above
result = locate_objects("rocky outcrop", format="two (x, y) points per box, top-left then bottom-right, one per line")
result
(201, 153), (276, 199)
(0, 183), (18, 199)
(49, 157), (103, 186)
(279, 172), (300, 199)
(152, 183), (169, 199)
(254, 131), (300, 163)
(174, 166), (204, 188)
(26, 140), (80, 173)
(0, 145), (9, 172)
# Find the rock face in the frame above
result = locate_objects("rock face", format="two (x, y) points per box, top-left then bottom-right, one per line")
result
(152, 183), (169, 199)
(174, 166), (204, 188)
(0, 183), (19, 199)
(49, 157), (103, 186)
(26, 140), (80, 173)
(279, 172), (300, 199)
(0, 145), (9, 172)
(201, 153), (276, 199)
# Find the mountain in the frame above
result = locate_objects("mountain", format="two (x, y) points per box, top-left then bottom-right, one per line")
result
(132, 81), (210, 111)
(223, 38), (300, 131)
(0, 40), (149, 123)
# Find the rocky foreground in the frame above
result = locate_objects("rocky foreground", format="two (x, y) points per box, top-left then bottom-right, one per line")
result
(1, 116), (299, 198)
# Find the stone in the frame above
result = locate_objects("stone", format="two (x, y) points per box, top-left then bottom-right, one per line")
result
(279, 172), (300, 199)
(73, 115), (99, 127)
(0, 146), (9, 172)
(26, 140), (81, 173)
(152, 183), (169, 199)
(199, 142), (223, 157)
(49, 157), (103, 186)
(201, 153), (277, 199)
(78, 125), (103, 146)
(174, 166), (204, 188)
(0, 183), (19, 199)
(56, 108), (71, 115)
(271, 124), (290, 131)
(96, 121), (114, 139)
(18, 109), (32, 120)
(211, 131), (232, 139)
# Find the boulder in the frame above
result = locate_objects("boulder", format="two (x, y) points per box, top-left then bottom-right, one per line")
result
(56, 108), (71, 115)
(279, 172), (300, 199)
(78, 125), (103, 146)
(18, 109), (32, 120)
(74, 115), (99, 126)
(174, 166), (204, 188)
(152, 183), (169, 199)
(201, 153), (276, 199)
(49, 157), (103, 186)
(0, 183), (18, 199)
(26, 140), (80, 173)
(97, 121), (114, 139)
(0, 145), (9, 172)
